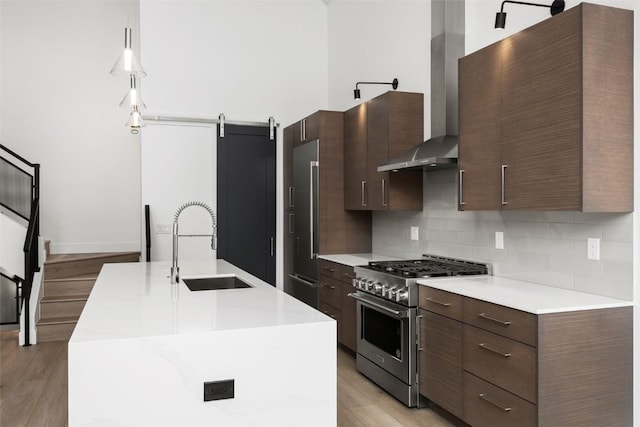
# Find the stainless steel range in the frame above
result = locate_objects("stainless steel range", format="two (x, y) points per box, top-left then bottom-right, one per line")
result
(349, 255), (489, 407)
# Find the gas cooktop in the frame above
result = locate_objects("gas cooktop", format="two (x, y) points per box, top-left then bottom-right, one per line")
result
(366, 255), (489, 279)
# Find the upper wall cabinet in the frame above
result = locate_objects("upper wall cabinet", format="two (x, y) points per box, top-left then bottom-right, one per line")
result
(459, 3), (633, 212)
(344, 91), (424, 211)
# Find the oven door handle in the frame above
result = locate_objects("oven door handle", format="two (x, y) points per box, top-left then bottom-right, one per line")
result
(348, 293), (406, 318)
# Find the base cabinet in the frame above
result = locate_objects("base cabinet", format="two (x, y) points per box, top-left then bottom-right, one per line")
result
(319, 259), (357, 352)
(418, 285), (632, 426)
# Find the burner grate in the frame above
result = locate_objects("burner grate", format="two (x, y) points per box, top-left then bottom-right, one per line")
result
(367, 257), (488, 278)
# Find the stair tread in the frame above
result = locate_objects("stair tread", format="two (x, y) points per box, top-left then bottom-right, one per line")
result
(45, 251), (140, 265)
(41, 294), (88, 303)
(37, 316), (78, 325)
(45, 275), (98, 282)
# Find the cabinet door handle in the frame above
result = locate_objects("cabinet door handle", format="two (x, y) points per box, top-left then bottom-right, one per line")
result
(459, 169), (465, 206)
(288, 213), (294, 234)
(478, 393), (512, 412)
(361, 181), (367, 207)
(425, 297), (451, 307)
(381, 179), (387, 207)
(270, 237), (274, 256)
(302, 119), (306, 141)
(416, 314), (424, 351)
(322, 266), (336, 273)
(288, 186), (294, 208)
(478, 342), (511, 357)
(478, 312), (511, 326)
(344, 272), (356, 280)
(501, 164), (508, 205)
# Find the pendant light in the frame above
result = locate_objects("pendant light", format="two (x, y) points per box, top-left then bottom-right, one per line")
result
(119, 74), (146, 110)
(110, 27), (146, 77)
(111, 25), (148, 134)
(126, 105), (144, 134)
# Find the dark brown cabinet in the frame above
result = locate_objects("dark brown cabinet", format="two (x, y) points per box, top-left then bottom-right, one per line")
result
(344, 91), (424, 211)
(418, 284), (632, 426)
(318, 259), (357, 352)
(459, 3), (633, 212)
(418, 287), (463, 418)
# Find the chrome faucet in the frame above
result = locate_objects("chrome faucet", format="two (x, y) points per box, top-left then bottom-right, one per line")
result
(170, 201), (217, 284)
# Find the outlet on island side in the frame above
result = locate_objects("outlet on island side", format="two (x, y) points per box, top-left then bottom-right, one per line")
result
(495, 231), (504, 250)
(204, 379), (235, 402)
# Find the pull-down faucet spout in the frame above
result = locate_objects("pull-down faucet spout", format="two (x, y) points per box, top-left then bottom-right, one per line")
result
(170, 201), (217, 284)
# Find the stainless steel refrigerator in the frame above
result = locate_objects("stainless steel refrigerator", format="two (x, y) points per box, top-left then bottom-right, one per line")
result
(285, 139), (319, 308)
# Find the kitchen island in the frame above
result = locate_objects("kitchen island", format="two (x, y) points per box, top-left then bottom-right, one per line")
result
(68, 260), (336, 427)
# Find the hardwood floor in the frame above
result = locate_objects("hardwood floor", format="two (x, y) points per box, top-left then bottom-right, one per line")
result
(0, 331), (457, 426)
(0, 330), (68, 427)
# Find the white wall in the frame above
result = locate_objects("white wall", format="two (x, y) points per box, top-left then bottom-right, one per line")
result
(139, 0), (330, 286)
(0, 0), (142, 254)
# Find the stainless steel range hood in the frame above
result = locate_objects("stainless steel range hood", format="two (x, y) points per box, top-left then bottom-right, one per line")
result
(378, 0), (464, 173)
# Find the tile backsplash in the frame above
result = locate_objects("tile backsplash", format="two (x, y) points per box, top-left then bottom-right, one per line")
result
(372, 169), (633, 300)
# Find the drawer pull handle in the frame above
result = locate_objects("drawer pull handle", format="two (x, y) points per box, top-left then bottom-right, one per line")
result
(344, 273), (356, 279)
(478, 312), (511, 326)
(479, 342), (511, 357)
(478, 393), (512, 412)
(322, 267), (336, 273)
(426, 297), (451, 307)
(321, 283), (336, 290)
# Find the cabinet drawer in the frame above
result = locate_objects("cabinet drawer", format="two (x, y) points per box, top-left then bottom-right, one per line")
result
(319, 276), (342, 309)
(464, 297), (537, 346)
(419, 286), (463, 321)
(463, 372), (536, 427)
(319, 259), (356, 285)
(463, 325), (537, 403)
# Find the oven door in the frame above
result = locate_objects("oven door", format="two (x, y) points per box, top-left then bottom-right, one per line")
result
(351, 292), (416, 385)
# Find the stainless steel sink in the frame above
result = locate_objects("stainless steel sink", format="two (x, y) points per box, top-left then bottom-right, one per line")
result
(182, 276), (253, 291)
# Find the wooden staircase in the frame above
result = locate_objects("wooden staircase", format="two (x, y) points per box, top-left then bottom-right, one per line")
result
(37, 251), (140, 342)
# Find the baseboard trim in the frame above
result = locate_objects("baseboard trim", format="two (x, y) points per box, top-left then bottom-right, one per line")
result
(50, 241), (141, 255)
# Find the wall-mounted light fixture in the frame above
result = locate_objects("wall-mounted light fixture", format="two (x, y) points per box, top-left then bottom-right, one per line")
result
(495, 0), (565, 29)
(354, 78), (399, 100)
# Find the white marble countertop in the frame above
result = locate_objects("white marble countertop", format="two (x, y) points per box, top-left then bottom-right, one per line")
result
(318, 253), (399, 267)
(70, 260), (331, 343)
(417, 275), (633, 314)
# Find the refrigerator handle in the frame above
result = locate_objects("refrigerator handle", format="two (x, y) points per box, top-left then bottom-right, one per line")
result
(310, 160), (318, 259)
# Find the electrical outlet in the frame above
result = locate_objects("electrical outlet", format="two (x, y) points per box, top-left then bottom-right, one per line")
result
(495, 231), (504, 250)
(410, 226), (419, 241)
(587, 238), (600, 260)
(156, 224), (172, 234)
(204, 379), (234, 402)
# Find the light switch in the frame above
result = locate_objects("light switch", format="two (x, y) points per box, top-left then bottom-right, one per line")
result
(495, 231), (504, 250)
(587, 238), (600, 260)
(410, 226), (419, 241)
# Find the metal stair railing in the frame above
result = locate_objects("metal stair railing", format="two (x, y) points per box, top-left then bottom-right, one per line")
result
(1, 144), (40, 345)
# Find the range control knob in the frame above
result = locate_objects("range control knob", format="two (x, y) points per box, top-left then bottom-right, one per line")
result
(396, 289), (409, 303)
(366, 280), (374, 291)
(373, 283), (383, 295)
